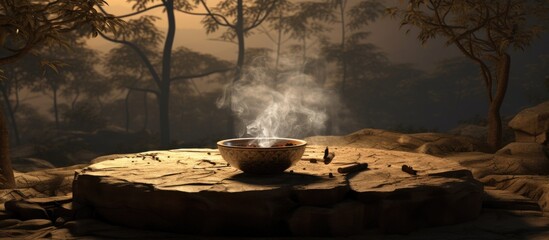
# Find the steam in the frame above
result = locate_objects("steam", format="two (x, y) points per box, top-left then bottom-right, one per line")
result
(219, 55), (334, 147)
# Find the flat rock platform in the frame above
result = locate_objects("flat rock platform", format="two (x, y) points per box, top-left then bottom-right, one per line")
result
(72, 146), (483, 236)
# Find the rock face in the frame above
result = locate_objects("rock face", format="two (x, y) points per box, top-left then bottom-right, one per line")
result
(447, 142), (549, 178)
(305, 128), (490, 156)
(493, 142), (549, 175)
(73, 146), (483, 236)
(11, 158), (55, 173)
(481, 175), (549, 214)
(509, 101), (549, 144)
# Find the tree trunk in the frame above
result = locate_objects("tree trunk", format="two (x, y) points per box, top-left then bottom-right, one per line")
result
(158, 85), (170, 148)
(125, 90), (131, 132)
(235, 0), (245, 83)
(0, 106), (15, 189)
(302, 37), (307, 69)
(224, 0), (245, 138)
(1, 88), (20, 145)
(159, 0), (176, 148)
(339, 0), (347, 95)
(274, 10), (283, 85)
(486, 53), (510, 151)
(71, 89), (80, 110)
(142, 92), (148, 131)
(53, 86), (59, 129)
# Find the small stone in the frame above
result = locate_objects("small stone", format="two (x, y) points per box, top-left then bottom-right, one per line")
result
(4, 200), (49, 220)
(55, 217), (66, 227)
(3, 219), (53, 230)
(0, 219), (21, 228)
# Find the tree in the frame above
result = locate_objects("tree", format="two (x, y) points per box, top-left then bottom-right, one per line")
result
(391, 0), (549, 150)
(0, 0), (121, 188)
(198, 0), (279, 83)
(29, 36), (104, 130)
(104, 16), (162, 132)
(279, 1), (334, 69)
(320, 0), (384, 94)
(0, 55), (42, 145)
(99, 0), (233, 147)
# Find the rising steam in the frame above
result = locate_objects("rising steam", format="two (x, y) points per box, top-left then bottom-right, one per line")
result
(219, 55), (334, 147)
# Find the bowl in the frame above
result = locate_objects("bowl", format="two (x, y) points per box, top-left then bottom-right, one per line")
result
(217, 138), (307, 174)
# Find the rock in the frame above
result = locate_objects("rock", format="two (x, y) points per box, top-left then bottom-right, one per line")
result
(449, 124), (487, 140)
(90, 154), (132, 164)
(483, 186), (541, 211)
(444, 143), (549, 177)
(305, 128), (489, 155)
(353, 175), (483, 233)
(73, 146), (483, 236)
(288, 201), (364, 237)
(493, 142), (549, 175)
(0, 211), (10, 221)
(25, 195), (73, 221)
(0, 219), (21, 228)
(11, 158), (55, 173)
(12, 164), (86, 197)
(0, 188), (48, 203)
(481, 175), (549, 214)
(63, 219), (186, 239)
(4, 201), (49, 220)
(509, 101), (549, 144)
(2, 219), (53, 230)
(496, 142), (549, 155)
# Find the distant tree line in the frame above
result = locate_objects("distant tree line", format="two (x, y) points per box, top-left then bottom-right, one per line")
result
(1, 0), (549, 188)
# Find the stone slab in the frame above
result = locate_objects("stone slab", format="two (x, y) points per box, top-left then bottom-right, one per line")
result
(73, 146), (483, 236)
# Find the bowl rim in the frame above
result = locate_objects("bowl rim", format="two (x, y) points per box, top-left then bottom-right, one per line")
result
(217, 137), (307, 149)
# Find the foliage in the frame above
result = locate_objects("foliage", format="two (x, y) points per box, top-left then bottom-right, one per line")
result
(0, 0), (123, 66)
(62, 101), (107, 132)
(199, 0), (281, 41)
(389, 0), (549, 149)
(0, 0), (124, 189)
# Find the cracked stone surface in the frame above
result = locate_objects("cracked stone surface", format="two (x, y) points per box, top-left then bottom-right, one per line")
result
(73, 145), (483, 236)
(305, 128), (490, 155)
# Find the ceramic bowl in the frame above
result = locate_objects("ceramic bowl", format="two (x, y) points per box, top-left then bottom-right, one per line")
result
(217, 138), (307, 174)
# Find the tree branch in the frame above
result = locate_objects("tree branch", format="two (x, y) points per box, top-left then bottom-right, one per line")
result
(96, 3), (165, 19)
(117, 4), (165, 18)
(198, 0), (233, 27)
(245, 1), (278, 32)
(175, 8), (230, 27)
(170, 67), (234, 83)
(128, 86), (159, 96)
(98, 31), (162, 88)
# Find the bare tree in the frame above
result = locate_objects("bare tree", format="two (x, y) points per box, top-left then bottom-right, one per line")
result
(99, 0), (233, 147)
(390, 0), (549, 150)
(0, 0), (121, 188)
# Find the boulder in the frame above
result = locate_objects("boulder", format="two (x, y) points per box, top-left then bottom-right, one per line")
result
(288, 201), (364, 236)
(11, 158), (55, 173)
(448, 124), (487, 140)
(444, 142), (549, 177)
(492, 142), (549, 175)
(73, 146), (483, 236)
(481, 175), (549, 214)
(305, 128), (489, 156)
(4, 201), (49, 220)
(509, 101), (549, 144)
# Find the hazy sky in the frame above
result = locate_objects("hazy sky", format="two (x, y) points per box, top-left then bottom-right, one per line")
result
(89, 0), (462, 70)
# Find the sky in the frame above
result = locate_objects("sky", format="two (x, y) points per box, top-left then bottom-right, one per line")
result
(88, 0), (462, 70)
